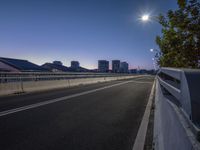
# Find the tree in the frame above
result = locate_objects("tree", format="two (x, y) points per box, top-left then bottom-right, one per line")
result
(156, 0), (200, 68)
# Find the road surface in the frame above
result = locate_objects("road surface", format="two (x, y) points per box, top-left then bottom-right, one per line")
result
(0, 76), (154, 150)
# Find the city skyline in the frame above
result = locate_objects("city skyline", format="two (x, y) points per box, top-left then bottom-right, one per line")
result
(0, 0), (178, 69)
(1, 56), (135, 71)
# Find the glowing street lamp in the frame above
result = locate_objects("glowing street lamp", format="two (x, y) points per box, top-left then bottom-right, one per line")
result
(141, 15), (149, 22)
(150, 48), (160, 70)
(139, 14), (158, 23)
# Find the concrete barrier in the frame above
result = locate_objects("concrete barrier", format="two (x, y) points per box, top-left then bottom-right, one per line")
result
(0, 81), (22, 95)
(22, 79), (70, 92)
(0, 75), (139, 96)
(154, 80), (200, 150)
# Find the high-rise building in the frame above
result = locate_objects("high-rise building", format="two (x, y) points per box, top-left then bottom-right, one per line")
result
(120, 62), (129, 73)
(98, 60), (109, 72)
(71, 61), (80, 69)
(112, 60), (120, 73)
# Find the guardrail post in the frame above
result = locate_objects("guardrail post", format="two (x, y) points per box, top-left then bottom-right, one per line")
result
(20, 76), (24, 93)
(68, 79), (70, 87)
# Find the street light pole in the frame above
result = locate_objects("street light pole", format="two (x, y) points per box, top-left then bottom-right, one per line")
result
(150, 48), (160, 70)
(140, 14), (160, 70)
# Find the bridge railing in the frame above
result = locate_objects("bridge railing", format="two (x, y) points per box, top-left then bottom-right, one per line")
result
(0, 72), (131, 83)
(157, 67), (200, 134)
(0, 72), (140, 96)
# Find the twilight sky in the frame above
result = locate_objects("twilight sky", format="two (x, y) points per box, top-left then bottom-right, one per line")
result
(0, 0), (177, 69)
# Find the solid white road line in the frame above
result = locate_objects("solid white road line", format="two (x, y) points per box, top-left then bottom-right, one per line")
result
(132, 81), (155, 150)
(0, 79), (142, 117)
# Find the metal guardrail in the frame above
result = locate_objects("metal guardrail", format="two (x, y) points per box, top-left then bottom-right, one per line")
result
(158, 67), (200, 131)
(0, 72), (132, 83)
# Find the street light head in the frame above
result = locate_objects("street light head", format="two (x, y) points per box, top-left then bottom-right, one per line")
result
(150, 49), (154, 52)
(141, 15), (149, 21)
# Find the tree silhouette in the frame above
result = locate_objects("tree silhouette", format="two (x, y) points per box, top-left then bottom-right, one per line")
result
(156, 0), (200, 68)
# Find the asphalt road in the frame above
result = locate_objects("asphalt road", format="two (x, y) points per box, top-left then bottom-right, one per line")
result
(0, 76), (154, 150)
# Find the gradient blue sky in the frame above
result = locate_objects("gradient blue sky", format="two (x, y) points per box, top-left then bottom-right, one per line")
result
(0, 0), (178, 69)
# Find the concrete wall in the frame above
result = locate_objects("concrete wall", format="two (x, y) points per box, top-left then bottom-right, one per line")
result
(0, 75), (138, 96)
(154, 79), (200, 150)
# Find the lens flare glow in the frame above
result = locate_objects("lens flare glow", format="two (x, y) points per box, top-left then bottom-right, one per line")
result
(141, 15), (149, 21)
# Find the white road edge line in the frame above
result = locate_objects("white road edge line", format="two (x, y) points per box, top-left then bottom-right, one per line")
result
(0, 77), (146, 117)
(132, 80), (155, 150)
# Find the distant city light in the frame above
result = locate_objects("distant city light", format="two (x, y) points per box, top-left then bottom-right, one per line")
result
(141, 15), (149, 21)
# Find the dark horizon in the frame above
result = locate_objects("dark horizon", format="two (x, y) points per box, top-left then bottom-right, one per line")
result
(0, 56), (156, 71)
